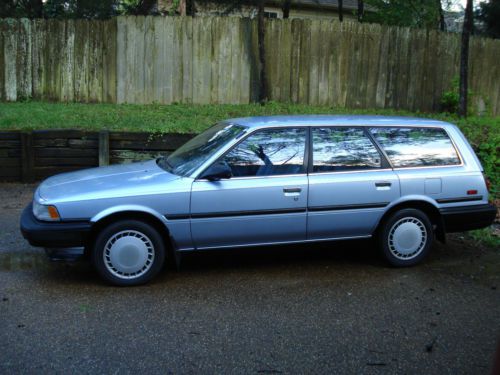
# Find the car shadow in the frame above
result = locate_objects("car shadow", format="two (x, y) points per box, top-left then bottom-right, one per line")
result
(170, 238), (383, 273)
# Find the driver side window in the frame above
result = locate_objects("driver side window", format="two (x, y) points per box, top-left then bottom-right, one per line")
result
(223, 128), (307, 177)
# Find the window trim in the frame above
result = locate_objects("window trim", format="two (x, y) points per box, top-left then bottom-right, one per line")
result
(368, 126), (464, 169)
(195, 126), (310, 181)
(308, 126), (390, 174)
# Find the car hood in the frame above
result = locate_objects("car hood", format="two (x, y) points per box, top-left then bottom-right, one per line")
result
(38, 159), (181, 203)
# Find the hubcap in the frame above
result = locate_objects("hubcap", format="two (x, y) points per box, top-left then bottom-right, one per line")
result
(388, 217), (427, 260)
(103, 230), (155, 280)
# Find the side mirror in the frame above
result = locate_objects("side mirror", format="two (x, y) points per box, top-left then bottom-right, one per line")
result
(201, 161), (232, 181)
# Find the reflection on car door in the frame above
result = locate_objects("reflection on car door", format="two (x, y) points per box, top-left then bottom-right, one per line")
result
(191, 128), (309, 249)
(307, 127), (400, 239)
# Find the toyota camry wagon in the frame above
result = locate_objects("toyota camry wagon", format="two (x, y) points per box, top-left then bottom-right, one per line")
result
(21, 116), (497, 285)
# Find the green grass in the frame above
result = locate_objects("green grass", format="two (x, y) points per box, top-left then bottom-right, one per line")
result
(1, 101), (499, 197)
(0, 100), (496, 133)
(469, 228), (500, 249)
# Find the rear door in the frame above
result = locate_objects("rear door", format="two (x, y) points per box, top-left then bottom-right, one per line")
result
(307, 127), (400, 240)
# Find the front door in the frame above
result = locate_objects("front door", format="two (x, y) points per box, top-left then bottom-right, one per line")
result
(191, 127), (308, 249)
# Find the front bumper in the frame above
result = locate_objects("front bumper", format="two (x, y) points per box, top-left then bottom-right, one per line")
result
(440, 203), (497, 233)
(20, 203), (92, 248)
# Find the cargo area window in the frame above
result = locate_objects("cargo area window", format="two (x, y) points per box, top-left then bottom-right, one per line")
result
(370, 127), (460, 168)
(312, 128), (382, 172)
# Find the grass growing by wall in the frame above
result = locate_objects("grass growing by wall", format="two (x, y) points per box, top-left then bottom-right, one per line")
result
(1, 101), (499, 198)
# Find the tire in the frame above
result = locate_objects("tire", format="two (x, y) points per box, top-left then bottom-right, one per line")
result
(378, 208), (433, 267)
(92, 220), (166, 286)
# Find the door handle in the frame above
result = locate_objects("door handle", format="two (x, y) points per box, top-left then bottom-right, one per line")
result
(283, 188), (302, 193)
(375, 182), (392, 189)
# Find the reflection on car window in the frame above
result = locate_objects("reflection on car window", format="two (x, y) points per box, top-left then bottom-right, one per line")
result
(224, 128), (307, 177)
(370, 127), (460, 168)
(312, 128), (381, 172)
(163, 122), (246, 177)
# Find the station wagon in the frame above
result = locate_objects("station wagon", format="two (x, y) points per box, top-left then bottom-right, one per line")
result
(21, 116), (497, 285)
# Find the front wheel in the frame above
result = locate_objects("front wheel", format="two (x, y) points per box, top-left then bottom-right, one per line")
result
(378, 208), (433, 267)
(92, 220), (166, 286)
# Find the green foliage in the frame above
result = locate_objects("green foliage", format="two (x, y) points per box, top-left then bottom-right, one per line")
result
(0, 0), (43, 18)
(446, 114), (500, 199)
(1, 0), (156, 19)
(440, 76), (477, 116)
(119, 0), (158, 16)
(440, 76), (460, 114)
(469, 227), (500, 249)
(475, 0), (500, 39)
(364, 0), (443, 29)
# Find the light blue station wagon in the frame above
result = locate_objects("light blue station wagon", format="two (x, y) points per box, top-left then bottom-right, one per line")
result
(21, 116), (497, 285)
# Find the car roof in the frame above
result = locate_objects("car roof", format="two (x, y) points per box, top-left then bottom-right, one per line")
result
(226, 115), (455, 129)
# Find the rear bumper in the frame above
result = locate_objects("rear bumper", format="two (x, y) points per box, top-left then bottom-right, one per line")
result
(440, 204), (497, 233)
(20, 203), (92, 248)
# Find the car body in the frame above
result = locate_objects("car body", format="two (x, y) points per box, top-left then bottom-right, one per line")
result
(20, 115), (497, 285)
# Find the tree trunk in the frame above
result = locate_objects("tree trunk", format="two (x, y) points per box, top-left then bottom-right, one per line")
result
(137, 0), (156, 15)
(338, 0), (343, 22)
(178, 0), (186, 16)
(358, 0), (364, 22)
(25, 0), (43, 18)
(437, 0), (445, 31)
(282, 0), (291, 19)
(185, 0), (194, 16)
(258, 0), (268, 104)
(458, 0), (473, 117)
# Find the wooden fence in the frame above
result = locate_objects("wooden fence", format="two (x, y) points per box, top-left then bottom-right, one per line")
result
(1, 17), (500, 114)
(0, 130), (194, 182)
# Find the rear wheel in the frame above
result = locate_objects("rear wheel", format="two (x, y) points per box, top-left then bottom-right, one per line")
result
(379, 208), (433, 267)
(92, 220), (166, 286)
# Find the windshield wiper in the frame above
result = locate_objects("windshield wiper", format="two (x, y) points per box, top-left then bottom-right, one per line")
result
(157, 156), (173, 172)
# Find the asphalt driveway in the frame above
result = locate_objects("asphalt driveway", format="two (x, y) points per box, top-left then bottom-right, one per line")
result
(1, 183), (499, 374)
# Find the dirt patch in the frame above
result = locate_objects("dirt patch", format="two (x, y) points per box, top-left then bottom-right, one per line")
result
(428, 232), (500, 289)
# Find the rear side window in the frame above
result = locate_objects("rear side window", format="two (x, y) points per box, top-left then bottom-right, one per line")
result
(312, 128), (382, 172)
(370, 127), (460, 168)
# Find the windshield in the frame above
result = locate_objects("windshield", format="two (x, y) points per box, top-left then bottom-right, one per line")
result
(158, 122), (246, 177)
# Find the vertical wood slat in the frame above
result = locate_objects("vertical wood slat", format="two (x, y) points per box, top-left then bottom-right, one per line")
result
(0, 19), (5, 101)
(99, 130), (109, 166)
(116, 17), (126, 104)
(21, 131), (34, 183)
(143, 17), (155, 104)
(103, 18), (117, 103)
(4, 19), (18, 101)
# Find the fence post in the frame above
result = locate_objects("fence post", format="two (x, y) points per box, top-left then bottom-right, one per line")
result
(20, 131), (34, 183)
(99, 130), (109, 166)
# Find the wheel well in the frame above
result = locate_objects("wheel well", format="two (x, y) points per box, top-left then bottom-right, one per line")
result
(85, 211), (173, 256)
(376, 200), (445, 242)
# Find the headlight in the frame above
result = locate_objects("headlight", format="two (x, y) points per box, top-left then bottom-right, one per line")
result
(33, 200), (60, 221)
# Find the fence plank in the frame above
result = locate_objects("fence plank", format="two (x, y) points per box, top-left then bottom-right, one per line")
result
(144, 17), (155, 104)
(298, 19), (311, 104)
(172, 17), (183, 103)
(181, 17), (193, 103)
(0, 20), (5, 101)
(116, 17), (127, 104)
(73, 20), (89, 102)
(192, 17), (211, 104)
(4, 19), (18, 101)
(103, 18), (117, 103)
